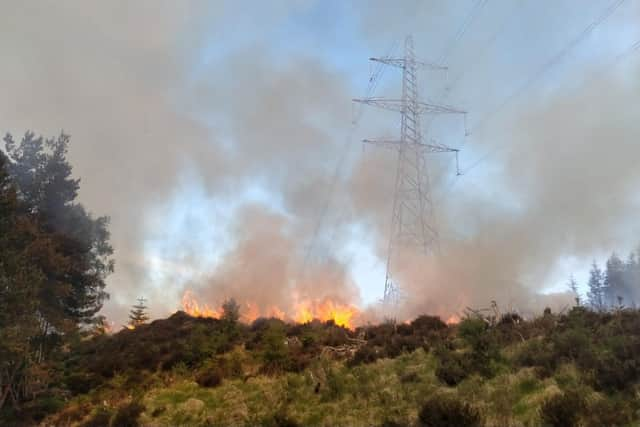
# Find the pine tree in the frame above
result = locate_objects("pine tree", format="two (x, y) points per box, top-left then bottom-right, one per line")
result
(3, 132), (113, 328)
(587, 261), (605, 311)
(566, 274), (580, 306)
(221, 298), (240, 324)
(624, 250), (640, 307)
(604, 253), (625, 307)
(127, 297), (149, 328)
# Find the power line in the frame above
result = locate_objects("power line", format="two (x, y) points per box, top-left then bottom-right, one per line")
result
(435, 30), (640, 205)
(438, 0), (489, 65)
(301, 40), (399, 270)
(459, 32), (640, 178)
(435, 0), (528, 116)
(467, 0), (626, 138)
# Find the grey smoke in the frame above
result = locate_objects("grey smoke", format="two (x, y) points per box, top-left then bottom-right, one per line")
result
(1, 0), (639, 324)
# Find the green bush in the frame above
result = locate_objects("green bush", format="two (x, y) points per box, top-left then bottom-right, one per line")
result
(65, 372), (102, 395)
(195, 368), (222, 388)
(418, 394), (482, 427)
(539, 390), (584, 427)
(348, 345), (379, 366)
(411, 315), (447, 336)
(262, 411), (301, 427)
(80, 406), (112, 427)
(110, 400), (145, 427)
(592, 352), (639, 392)
(514, 338), (556, 377)
(458, 318), (487, 348)
(21, 396), (65, 423)
(261, 324), (292, 374)
(435, 353), (469, 386)
(583, 397), (635, 427)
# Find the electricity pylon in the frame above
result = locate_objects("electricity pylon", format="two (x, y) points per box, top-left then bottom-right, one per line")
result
(354, 35), (466, 307)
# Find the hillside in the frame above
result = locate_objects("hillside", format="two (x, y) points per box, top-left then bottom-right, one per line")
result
(20, 307), (640, 426)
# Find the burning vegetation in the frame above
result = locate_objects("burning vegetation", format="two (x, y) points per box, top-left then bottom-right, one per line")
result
(181, 289), (360, 329)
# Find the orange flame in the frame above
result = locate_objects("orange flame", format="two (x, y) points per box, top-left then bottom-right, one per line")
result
(446, 314), (460, 325)
(268, 306), (286, 320)
(182, 290), (221, 318)
(294, 299), (359, 329)
(242, 302), (261, 323)
(180, 291), (359, 328)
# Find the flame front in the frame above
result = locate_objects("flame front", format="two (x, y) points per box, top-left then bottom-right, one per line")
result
(295, 299), (359, 329)
(180, 290), (359, 328)
(182, 290), (221, 318)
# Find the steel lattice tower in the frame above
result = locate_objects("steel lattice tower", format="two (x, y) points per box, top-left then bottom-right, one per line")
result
(354, 35), (465, 306)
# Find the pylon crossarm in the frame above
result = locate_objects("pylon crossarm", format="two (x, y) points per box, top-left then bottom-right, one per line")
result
(422, 142), (459, 153)
(353, 97), (465, 114)
(363, 139), (459, 154)
(369, 57), (446, 70)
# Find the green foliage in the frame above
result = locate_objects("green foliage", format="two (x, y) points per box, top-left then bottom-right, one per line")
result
(587, 261), (606, 311)
(1, 131), (114, 415)
(41, 309), (640, 426)
(539, 390), (584, 427)
(348, 316), (447, 366)
(582, 396), (636, 427)
(128, 297), (150, 328)
(0, 151), (43, 411)
(262, 411), (301, 427)
(261, 323), (291, 374)
(64, 311), (241, 387)
(417, 394), (482, 427)
(432, 318), (502, 386)
(435, 350), (469, 386)
(515, 338), (556, 378)
(4, 131), (114, 327)
(410, 315), (447, 335)
(458, 318), (487, 348)
(222, 297), (241, 324)
(80, 406), (113, 427)
(111, 400), (145, 427)
(195, 369), (222, 388)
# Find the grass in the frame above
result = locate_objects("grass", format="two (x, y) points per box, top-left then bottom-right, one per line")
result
(49, 344), (619, 426)
(134, 347), (576, 427)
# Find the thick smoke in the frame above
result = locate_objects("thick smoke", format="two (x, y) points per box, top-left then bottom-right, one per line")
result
(385, 61), (640, 320)
(1, 1), (639, 325)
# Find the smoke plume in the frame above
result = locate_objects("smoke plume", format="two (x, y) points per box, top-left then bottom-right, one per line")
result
(1, 0), (639, 324)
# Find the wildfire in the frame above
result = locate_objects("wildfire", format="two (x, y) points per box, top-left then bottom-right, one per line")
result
(294, 299), (359, 329)
(446, 314), (461, 325)
(182, 290), (222, 318)
(242, 302), (260, 323)
(180, 290), (360, 329)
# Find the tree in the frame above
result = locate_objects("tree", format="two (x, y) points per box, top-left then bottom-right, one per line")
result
(623, 250), (640, 307)
(587, 261), (606, 311)
(221, 298), (240, 324)
(0, 152), (44, 409)
(3, 132), (114, 330)
(1, 131), (114, 413)
(127, 298), (149, 328)
(566, 274), (581, 306)
(604, 253), (625, 307)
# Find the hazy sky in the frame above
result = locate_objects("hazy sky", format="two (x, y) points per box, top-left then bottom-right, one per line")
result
(1, 0), (639, 324)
